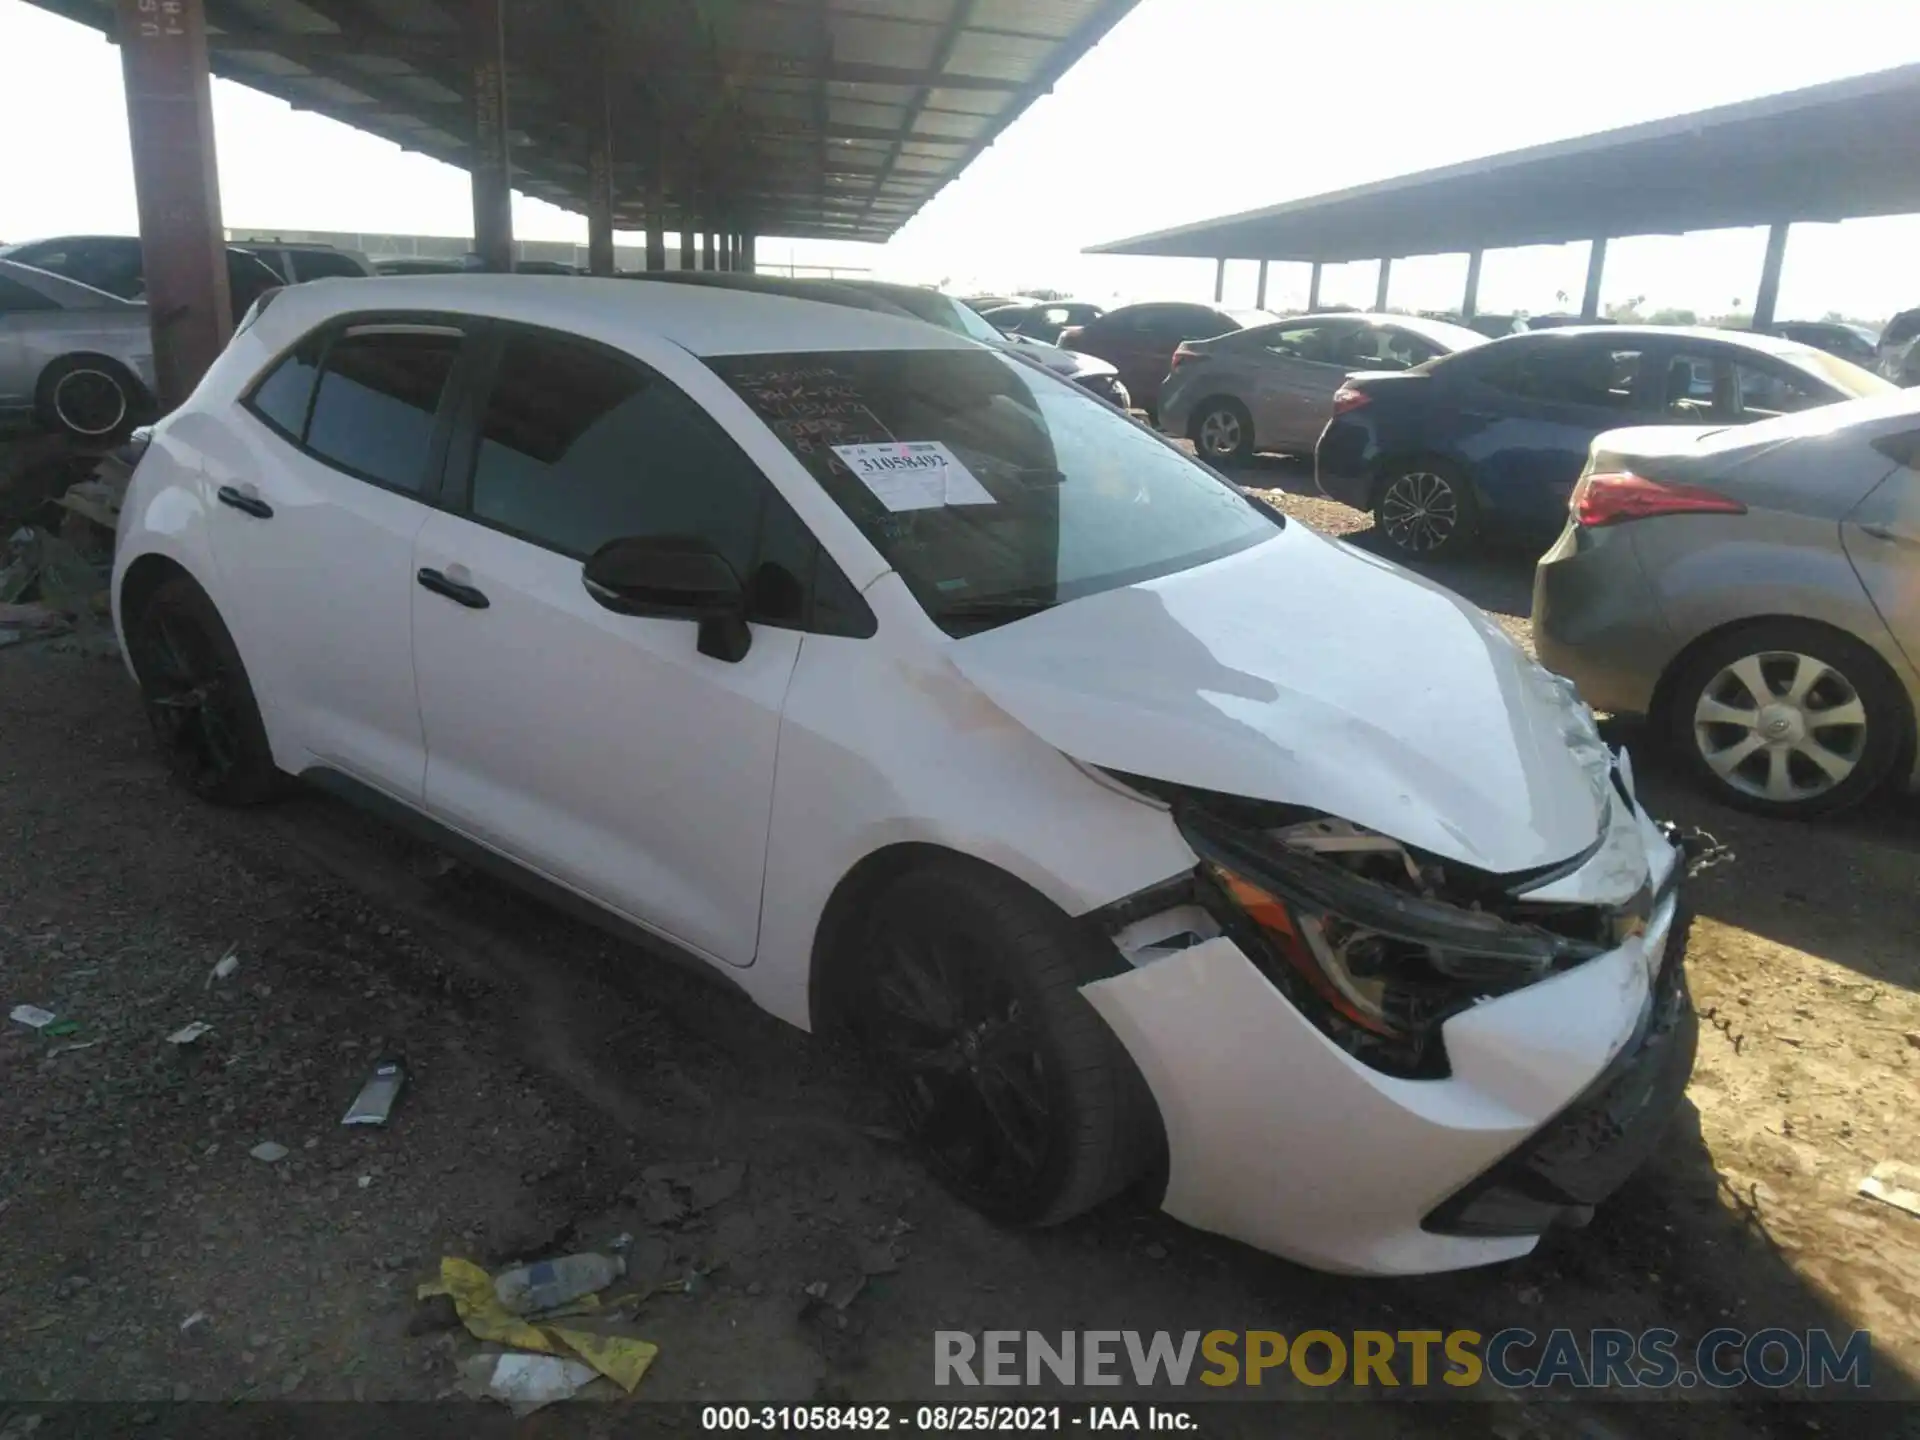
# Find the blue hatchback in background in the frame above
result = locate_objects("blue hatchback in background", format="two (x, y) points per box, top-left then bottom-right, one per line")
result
(1314, 326), (1891, 559)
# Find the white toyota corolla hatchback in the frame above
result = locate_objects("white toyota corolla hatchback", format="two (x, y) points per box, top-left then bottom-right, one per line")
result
(111, 276), (1696, 1276)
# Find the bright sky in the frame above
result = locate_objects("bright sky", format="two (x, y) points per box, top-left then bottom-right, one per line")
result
(4, 0), (1920, 321)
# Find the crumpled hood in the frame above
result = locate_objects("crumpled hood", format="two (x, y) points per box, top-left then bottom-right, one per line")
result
(947, 524), (1609, 875)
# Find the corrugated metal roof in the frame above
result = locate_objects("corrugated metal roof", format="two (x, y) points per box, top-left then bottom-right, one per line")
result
(28, 0), (1138, 242)
(1089, 62), (1920, 262)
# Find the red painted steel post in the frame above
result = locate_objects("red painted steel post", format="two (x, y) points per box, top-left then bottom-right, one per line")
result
(115, 0), (232, 410)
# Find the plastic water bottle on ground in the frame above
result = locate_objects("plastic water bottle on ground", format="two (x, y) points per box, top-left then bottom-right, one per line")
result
(492, 1252), (625, 1315)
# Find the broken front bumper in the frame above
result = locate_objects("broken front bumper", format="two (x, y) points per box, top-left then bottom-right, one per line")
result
(1081, 803), (1690, 1277)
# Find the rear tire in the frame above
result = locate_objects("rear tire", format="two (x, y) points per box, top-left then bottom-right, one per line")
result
(1190, 397), (1255, 466)
(1664, 620), (1907, 819)
(851, 861), (1160, 1227)
(125, 576), (286, 806)
(1372, 458), (1479, 559)
(35, 356), (143, 442)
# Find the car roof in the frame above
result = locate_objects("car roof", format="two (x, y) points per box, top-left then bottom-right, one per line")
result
(1492, 324), (1809, 355)
(254, 274), (978, 358)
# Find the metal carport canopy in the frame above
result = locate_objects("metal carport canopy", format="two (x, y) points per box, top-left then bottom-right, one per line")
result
(1087, 61), (1920, 261)
(28, 0), (1139, 244)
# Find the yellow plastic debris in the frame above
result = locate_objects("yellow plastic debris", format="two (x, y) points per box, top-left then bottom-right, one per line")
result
(419, 1257), (659, 1393)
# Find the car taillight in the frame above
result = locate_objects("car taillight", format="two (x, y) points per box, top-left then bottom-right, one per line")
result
(1170, 344), (1205, 371)
(1571, 470), (1747, 527)
(1331, 385), (1370, 415)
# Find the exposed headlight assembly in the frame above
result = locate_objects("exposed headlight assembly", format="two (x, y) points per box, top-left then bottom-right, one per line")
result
(1181, 806), (1605, 1078)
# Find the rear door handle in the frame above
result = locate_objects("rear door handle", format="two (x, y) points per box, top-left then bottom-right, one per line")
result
(1859, 523), (1920, 545)
(216, 485), (273, 519)
(416, 567), (490, 610)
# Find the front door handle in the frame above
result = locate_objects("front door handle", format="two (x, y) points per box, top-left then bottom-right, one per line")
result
(416, 567), (490, 610)
(216, 485), (273, 519)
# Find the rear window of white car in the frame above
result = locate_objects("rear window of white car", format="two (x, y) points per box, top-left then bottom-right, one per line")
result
(707, 348), (1278, 635)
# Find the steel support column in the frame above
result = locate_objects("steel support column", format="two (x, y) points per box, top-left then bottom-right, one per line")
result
(1307, 261), (1322, 310)
(1752, 222), (1790, 330)
(1581, 237), (1607, 320)
(1374, 258), (1392, 311)
(680, 227), (695, 271)
(467, 0), (513, 273)
(703, 232), (717, 271)
(584, 60), (614, 276)
(742, 234), (756, 273)
(115, 0), (231, 408)
(1462, 249), (1483, 319)
(1213, 257), (1226, 303)
(1255, 260), (1269, 311)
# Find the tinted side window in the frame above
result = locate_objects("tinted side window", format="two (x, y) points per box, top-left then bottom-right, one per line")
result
(1735, 362), (1822, 417)
(1883, 310), (1920, 346)
(1167, 306), (1234, 340)
(293, 252), (367, 280)
(1344, 327), (1442, 370)
(468, 330), (843, 630)
(1480, 344), (1645, 408)
(0, 275), (57, 312)
(1259, 324), (1340, 362)
(245, 334), (326, 440)
(304, 327), (461, 492)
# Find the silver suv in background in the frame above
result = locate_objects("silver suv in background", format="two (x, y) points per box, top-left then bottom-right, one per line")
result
(1877, 307), (1920, 387)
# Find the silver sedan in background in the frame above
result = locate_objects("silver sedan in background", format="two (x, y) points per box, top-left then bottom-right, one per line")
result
(0, 257), (156, 440)
(1157, 312), (1487, 465)
(1535, 387), (1920, 819)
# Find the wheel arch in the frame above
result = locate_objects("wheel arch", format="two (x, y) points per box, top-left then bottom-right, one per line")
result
(807, 840), (1105, 1036)
(118, 551), (198, 632)
(1649, 612), (1918, 758)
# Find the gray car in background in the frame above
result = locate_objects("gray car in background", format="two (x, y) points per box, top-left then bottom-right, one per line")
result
(1157, 312), (1487, 464)
(1535, 387), (1920, 819)
(0, 257), (155, 440)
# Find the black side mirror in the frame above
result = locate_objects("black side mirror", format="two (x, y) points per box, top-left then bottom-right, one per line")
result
(582, 535), (751, 662)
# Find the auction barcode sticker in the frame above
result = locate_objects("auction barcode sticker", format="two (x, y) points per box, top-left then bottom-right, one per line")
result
(831, 440), (995, 513)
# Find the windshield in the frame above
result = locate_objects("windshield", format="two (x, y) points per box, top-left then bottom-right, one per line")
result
(1779, 344), (1895, 399)
(889, 288), (1005, 345)
(708, 348), (1279, 635)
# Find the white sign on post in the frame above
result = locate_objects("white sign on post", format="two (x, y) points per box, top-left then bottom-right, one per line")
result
(831, 441), (996, 513)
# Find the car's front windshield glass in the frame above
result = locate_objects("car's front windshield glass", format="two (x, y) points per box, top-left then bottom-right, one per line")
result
(876, 288), (1006, 345)
(707, 348), (1279, 636)
(1778, 344), (1895, 398)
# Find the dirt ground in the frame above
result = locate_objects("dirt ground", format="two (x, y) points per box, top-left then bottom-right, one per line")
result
(1, 469), (1917, 1436)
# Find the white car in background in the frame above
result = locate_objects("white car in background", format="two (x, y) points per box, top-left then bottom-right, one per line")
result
(110, 276), (1695, 1275)
(0, 256), (155, 439)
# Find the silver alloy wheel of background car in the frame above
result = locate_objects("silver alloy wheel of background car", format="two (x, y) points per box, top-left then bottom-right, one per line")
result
(1378, 470), (1458, 553)
(1692, 650), (1867, 804)
(1196, 406), (1243, 460)
(52, 366), (130, 438)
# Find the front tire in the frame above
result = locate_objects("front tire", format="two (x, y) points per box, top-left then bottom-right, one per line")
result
(1372, 459), (1478, 559)
(1190, 398), (1255, 466)
(852, 862), (1159, 1227)
(1665, 620), (1908, 818)
(126, 576), (286, 806)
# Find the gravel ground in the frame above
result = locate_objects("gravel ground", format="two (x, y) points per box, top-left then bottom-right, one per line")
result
(1, 487), (1916, 1432)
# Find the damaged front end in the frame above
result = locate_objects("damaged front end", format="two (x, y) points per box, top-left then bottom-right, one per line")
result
(1090, 764), (1692, 1082)
(1075, 759), (1712, 1271)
